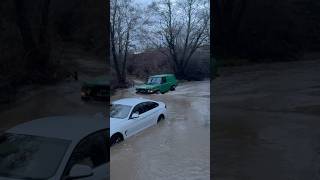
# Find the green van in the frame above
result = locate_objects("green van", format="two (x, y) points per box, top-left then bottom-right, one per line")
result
(81, 75), (109, 101)
(136, 74), (178, 94)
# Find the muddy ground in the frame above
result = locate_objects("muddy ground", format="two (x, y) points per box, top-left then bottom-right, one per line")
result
(213, 60), (320, 180)
(110, 80), (210, 180)
(0, 48), (107, 132)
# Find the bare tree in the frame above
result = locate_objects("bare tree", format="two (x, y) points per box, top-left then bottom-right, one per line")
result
(110, 0), (140, 85)
(15, 0), (51, 81)
(142, 0), (209, 79)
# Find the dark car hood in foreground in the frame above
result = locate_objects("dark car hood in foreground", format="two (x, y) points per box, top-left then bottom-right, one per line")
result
(0, 177), (19, 180)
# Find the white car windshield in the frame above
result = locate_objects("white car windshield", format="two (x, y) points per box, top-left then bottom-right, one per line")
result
(0, 133), (70, 179)
(147, 77), (161, 84)
(110, 104), (132, 119)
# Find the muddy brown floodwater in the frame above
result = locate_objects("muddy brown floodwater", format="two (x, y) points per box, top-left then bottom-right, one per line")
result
(213, 60), (320, 180)
(110, 80), (210, 180)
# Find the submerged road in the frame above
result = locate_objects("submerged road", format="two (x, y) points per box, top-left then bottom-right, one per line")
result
(213, 60), (320, 180)
(110, 80), (210, 180)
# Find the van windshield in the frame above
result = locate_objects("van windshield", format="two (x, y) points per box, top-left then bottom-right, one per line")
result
(147, 77), (161, 84)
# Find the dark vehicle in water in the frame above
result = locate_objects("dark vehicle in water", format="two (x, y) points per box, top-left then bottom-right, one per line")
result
(136, 74), (178, 94)
(81, 76), (109, 101)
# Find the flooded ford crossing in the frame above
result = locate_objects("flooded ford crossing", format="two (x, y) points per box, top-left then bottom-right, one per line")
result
(110, 80), (210, 180)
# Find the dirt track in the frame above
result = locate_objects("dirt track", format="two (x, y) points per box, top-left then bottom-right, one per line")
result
(213, 60), (320, 180)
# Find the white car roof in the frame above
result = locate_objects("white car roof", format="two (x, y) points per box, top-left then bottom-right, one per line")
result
(112, 97), (154, 106)
(6, 115), (107, 141)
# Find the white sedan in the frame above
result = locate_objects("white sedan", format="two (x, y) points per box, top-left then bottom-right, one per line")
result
(110, 98), (167, 145)
(0, 115), (108, 180)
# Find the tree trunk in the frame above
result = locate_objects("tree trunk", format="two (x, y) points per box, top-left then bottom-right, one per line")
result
(15, 0), (52, 82)
(38, 0), (51, 70)
(173, 58), (186, 80)
(110, 20), (123, 84)
(175, 67), (186, 80)
(15, 0), (36, 54)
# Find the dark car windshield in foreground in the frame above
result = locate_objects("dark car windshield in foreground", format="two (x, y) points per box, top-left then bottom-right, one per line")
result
(147, 77), (161, 85)
(110, 104), (132, 119)
(0, 133), (70, 179)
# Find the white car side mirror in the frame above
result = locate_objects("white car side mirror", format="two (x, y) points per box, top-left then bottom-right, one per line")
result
(68, 164), (93, 179)
(131, 113), (139, 119)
